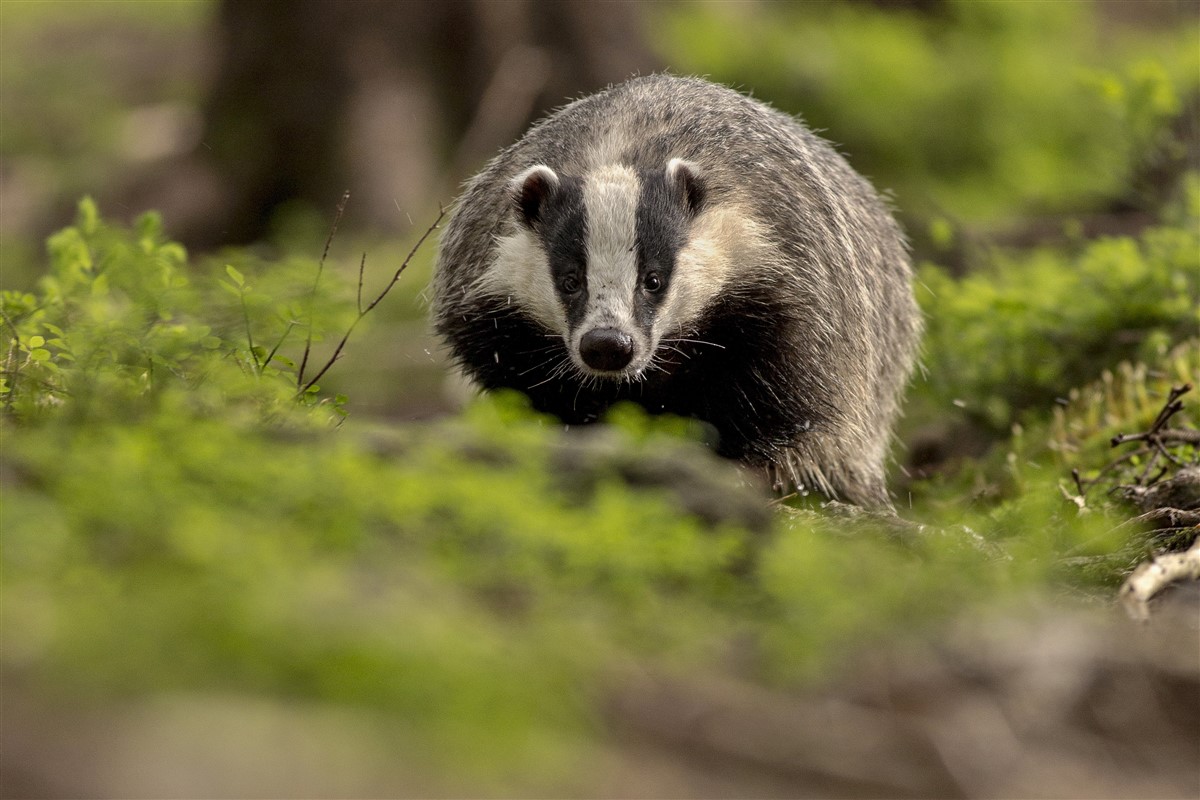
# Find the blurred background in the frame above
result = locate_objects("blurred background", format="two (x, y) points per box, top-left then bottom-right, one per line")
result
(4, 0), (1196, 248)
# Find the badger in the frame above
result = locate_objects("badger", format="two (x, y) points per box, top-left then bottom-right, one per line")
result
(432, 75), (922, 508)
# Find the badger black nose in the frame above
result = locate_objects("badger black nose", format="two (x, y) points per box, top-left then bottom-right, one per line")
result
(579, 328), (634, 371)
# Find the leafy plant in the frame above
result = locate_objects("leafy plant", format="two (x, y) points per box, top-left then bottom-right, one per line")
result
(914, 181), (1199, 433)
(0, 197), (440, 425)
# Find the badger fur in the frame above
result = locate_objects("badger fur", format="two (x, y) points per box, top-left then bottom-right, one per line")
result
(432, 75), (922, 508)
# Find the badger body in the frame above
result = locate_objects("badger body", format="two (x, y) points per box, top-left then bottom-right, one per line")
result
(433, 75), (921, 508)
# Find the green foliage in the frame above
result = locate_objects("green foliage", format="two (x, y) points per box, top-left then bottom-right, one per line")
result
(2, 205), (1154, 785)
(0, 198), (354, 424)
(915, 189), (1200, 432)
(655, 0), (1198, 222)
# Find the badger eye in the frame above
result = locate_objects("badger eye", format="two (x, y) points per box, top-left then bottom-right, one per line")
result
(559, 275), (581, 295)
(643, 272), (663, 293)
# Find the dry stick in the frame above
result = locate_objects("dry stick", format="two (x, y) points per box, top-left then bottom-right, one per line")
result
(298, 190), (351, 389)
(1074, 450), (1147, 498)
(239, 289), (260, 373)
(299, 205), (446, 396)
(1071, 468), (1087, 498)
(1114, 428), (1200, 447)
(1119, 534), (1200, 622)
(1089, 384), (1199, 495)
(1111, 384), (1193, 447)
(1136, 446), (1162, 485)
(261, 320), (298, 373)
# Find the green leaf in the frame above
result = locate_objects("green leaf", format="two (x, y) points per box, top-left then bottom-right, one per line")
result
(29, 348), (51, 362)
(78, 197), (99, 235)
(225, 264), (245, 288)
(27, 335), (45, 348)
(91, 273), (110, 297)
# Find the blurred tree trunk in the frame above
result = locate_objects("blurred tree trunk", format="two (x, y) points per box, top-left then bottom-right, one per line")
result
(172, 0), (661, 248)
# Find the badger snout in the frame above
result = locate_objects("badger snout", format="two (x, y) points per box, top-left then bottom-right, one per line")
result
(579, 327), (635, 372)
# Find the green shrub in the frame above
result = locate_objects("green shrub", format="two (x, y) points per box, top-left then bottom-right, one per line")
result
(915, 181), (1199, 432)
(1, 198), (359, 425)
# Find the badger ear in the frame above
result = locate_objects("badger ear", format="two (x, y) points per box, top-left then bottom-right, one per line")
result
(509, 165), (560, 229)
(666, 158), (705, 216)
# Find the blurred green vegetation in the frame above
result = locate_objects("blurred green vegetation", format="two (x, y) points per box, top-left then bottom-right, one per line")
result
(2, 1), (1199, 793)
(914, 176), (1200, 433)
(3, 185), (1193, 786)
(655, 0), (1199, 224)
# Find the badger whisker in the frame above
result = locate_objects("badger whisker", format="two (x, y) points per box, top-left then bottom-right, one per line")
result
(659, 337), (726, 350)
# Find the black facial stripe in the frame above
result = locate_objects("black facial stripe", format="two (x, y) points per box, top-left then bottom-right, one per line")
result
(634, 168), (690, 328)
(533, 175), (589, 329)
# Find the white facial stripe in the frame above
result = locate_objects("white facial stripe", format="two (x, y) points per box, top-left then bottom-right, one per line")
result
(655, 204), (771, 337)
(581, 165), (640, 329)
(480, 228), (565, 332)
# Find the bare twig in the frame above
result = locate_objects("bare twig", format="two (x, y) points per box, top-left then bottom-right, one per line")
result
(1112, 426), (1200, 447)
(1072, 450), (1146, 499)
(298, 190), (351, 389)
(239, 289), (260, 373)
(1111, 384), (1193, 447)
(1097, 385), (1199, 495)
(261, 321), (298, 372)
(298, 205), (446, 396)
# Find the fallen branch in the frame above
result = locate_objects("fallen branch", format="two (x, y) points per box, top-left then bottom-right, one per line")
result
(1119, 535), (1200, 622)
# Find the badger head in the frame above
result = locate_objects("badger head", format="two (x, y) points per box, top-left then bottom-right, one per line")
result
(484, 158), (715, 382)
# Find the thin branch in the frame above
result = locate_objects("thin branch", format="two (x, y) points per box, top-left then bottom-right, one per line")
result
(356, 251), (366, 315)
(1136, 446), (1162, 485)
(1152, 437), (1188, 468)
(1113, 428), (1200, 447)
(240, 290), (260, 373)
(1075, 449), (1146, 496)
(0, 306), (22, 340)
(361, 203), (446, 316)
(262, 320), (298, 371)
(1111, 384), (1194, 447)
(298, 190), (351, 388)
(298, 206), (446, 396)
(1071, 468), (1087, 498)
